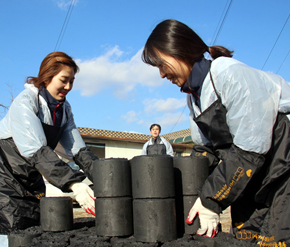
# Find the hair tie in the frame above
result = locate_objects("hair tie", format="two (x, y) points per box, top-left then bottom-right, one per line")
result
(207, 46), (211, 53)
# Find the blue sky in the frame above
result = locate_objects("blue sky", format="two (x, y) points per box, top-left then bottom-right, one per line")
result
(1, 0), (290, 135)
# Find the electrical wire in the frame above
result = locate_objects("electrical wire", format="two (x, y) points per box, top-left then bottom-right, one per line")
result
(54, 0), (76, 51)
(169, 1), (233, 133)
(169, 104), (187, 133)
(261, 13), (290, 70)
(276, 48), (290, 74)
(211, 0), (233, 45)
(58, 4), (74, 50)
(210, 4), (227, 45)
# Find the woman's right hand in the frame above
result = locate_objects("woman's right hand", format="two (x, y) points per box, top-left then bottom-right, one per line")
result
(186, 197), (220, 238)
(70, 182), (95, 215)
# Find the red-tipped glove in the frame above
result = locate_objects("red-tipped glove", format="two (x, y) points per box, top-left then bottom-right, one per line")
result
(186, 197), (220, 238)
(70, 182), (95, 215)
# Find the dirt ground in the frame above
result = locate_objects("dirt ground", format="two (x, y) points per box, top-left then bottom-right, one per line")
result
(73, 205), (232, 234)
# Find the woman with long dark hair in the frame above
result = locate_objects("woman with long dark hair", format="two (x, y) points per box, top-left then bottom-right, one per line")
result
(142, 19), (290, 246)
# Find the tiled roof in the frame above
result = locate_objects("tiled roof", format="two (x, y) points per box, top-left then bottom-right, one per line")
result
(162, 128), (191, 140)
(78, 127), (151, 141)
(78, 127), (192, 143)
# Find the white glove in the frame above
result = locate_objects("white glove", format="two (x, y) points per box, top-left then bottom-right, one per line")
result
(70, 182), (96, 215)
(186, 197), (220, 238)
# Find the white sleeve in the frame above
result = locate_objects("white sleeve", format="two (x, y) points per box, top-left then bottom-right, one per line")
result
(141, 141), (149, 155)
(215, 63), (281, 154)
(161, 137), (174, 157)
(6, 90), (47, 158)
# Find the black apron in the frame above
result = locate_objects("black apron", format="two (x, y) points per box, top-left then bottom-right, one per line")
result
(41, 121), (66, 150)
(193, 71), (290, 245)
(0, 100), (66, 233)
(146, 137), (167, 155)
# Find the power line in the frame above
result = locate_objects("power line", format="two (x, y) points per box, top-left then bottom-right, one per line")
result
(54, 0), (76, 51)
(211, 0), (233, 45)
(58, 4), (74, 50)
(169, 105), (187, 133)
(169, 1), (233, 133)
(210, 1), (228, 45)
(261, 13), (290, 70)
(276, 48), (290, 74)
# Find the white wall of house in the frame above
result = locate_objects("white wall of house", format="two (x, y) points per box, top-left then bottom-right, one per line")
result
(83, 137), (193, 159)
(105, 140), (144, 159)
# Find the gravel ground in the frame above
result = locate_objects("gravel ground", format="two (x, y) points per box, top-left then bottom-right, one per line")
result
(10, 205), (256, 247)
(10, 209), (257, 247)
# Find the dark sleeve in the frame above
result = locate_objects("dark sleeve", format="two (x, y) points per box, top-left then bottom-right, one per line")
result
(73, 147), (99, 183)
(191, 145), (220, 174)
(31, 146), (86, 192)
(200, 144), (265, 213)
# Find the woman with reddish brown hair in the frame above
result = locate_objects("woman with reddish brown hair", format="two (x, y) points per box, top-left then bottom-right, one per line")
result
(0, 51), (98, 234)
(142, 19), (290, 246)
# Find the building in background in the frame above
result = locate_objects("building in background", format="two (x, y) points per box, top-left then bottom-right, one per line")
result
(78, 127), (194, 159)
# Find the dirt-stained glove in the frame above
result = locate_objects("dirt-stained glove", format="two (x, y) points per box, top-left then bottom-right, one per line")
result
(70, 182), (96, 215)
(186, 197), (220, 238)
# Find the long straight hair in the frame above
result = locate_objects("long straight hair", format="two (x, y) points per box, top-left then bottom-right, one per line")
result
(142, 19), (233, 68)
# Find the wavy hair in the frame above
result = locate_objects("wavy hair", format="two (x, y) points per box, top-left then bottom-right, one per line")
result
(26, 51), (79, 88)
